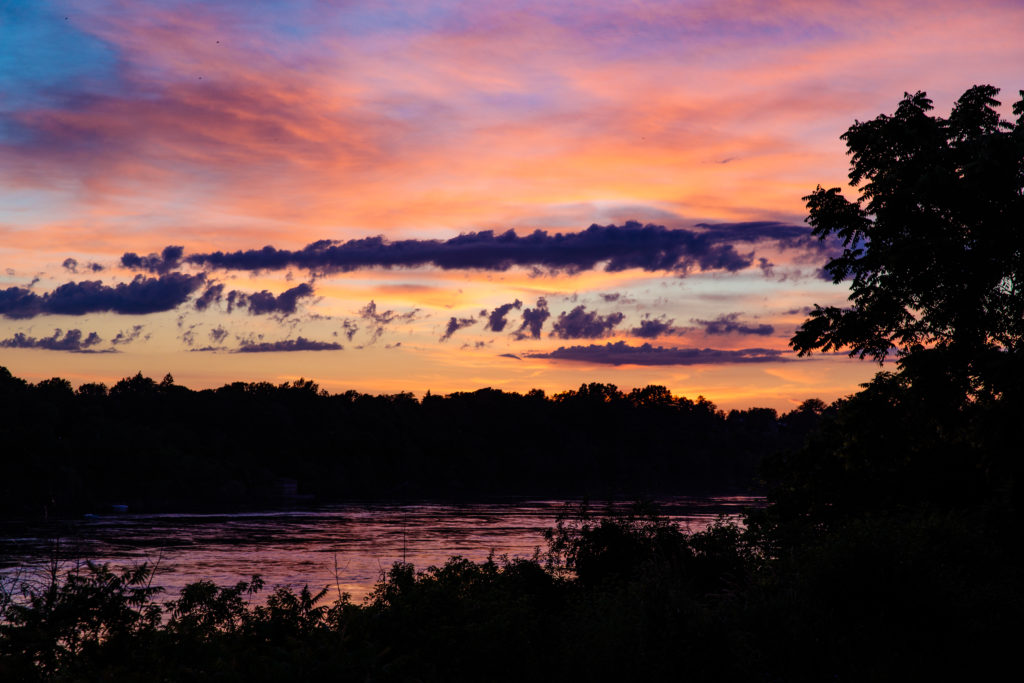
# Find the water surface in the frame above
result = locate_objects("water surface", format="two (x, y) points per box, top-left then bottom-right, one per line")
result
(1, 497), (759, 601)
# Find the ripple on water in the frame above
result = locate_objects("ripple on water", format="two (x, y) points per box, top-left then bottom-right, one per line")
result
(1, 497), (761, 601)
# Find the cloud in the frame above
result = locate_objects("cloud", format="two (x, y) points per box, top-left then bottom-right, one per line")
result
(194, 283), (224, 311)
(692, 221), (823, 251)
(180, 324), (198, 346)
(226, 282), (314, 315)
(358, 300), (419, 343)
(341, 319), (359, 341)
(549, 305), (624, 339)
(0, 273), (207, 318)
(0, 328), (112, 353)
(120, 245), (184, 274)
(234, 336), (343, 352)
(208, 325), (228, 344)
(499, 353), (522, 360)
(483, 299), (523, 332)
(60, 258), (105, 275)
(630, 315), (685, 339)
(526, 341), (788, 366)
(514, 297), (550, 340)
(692, 313), (774, 336)
(440, 316), (477, 341)
(110, 324), (144, 346)
(126, 221), (816, 276)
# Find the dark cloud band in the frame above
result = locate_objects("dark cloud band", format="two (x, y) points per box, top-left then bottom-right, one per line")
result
(0, 329), (111, 353)
(233, 337), (343, 352)
(526, 341), (788, 366)
(123, 221), (817, 275)
(0, 273), (206, 319)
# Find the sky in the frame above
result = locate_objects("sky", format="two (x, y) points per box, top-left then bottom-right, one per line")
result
(1, 0), (1022, 410)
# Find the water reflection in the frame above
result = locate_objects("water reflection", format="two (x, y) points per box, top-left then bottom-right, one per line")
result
(1, 497), (760, 601)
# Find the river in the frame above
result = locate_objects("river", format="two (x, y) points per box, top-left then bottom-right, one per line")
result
(0, 496), (760, 602)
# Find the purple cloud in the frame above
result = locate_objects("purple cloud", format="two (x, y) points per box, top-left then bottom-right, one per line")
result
(110, 324), (144, 346)
(0, 328), (111, 353)
(527, 341), (788, 365)
(124, 221), (818, 276)
(549, 305), (624, 339)
(226, 282), (314, 315)
(121, 245), (184, 274)
(0, 273), (206, 318)
(194, 283), (224, 311)
(484, 299), (523, 332)
(514, 297), (550, 340)
(440, 316), (477, 341)
(234, 336), (343, 352)
(209, 326), (228, 344)
(692, 313), (774, 336)
(358, 300), (419, 343)
(630, 315), (685, 339)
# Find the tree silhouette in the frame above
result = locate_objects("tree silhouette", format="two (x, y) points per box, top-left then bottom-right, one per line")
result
(791, 85), (1024, 397)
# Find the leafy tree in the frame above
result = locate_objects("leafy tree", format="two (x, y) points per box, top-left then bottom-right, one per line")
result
(109, 372), (158, 397)
(791, 85), (1024, 396)
(0, 563), (162, 680)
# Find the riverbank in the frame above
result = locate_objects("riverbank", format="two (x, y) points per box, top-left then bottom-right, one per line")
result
(2, 502), (1017, 682)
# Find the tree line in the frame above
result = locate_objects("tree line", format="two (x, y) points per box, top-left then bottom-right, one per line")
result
(0, 366), (822, 517)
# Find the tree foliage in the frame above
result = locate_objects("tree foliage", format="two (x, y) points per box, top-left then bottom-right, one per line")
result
(791, 85), (1024, 394)
(764, 86), (1024, 545)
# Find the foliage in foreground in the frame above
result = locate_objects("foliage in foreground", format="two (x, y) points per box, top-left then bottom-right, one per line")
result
(2, 483), (1020, 682)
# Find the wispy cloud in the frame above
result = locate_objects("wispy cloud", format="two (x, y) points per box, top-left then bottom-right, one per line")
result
(527, 341), (788, 366)
(234, 336), (343, 353)
(440, 316), (477, 342)
(110, 324), (145, 346)
(358, 300), (420, 343)
(692, 313), (775, 336)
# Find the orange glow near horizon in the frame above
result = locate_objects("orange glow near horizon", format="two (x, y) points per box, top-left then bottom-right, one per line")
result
(1, 0), (1021, 408)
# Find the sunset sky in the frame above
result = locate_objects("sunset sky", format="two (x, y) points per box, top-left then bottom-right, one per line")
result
(2, 0), (1022, 410)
